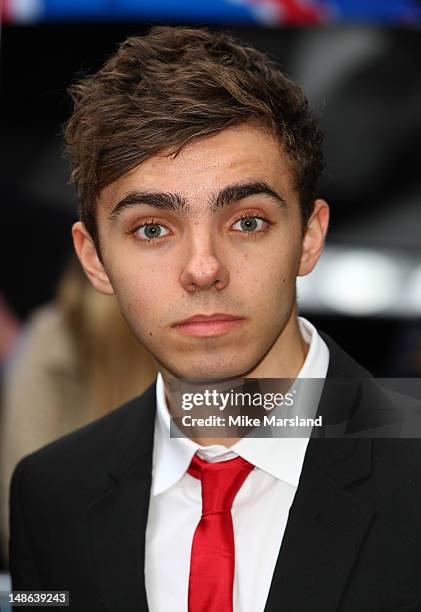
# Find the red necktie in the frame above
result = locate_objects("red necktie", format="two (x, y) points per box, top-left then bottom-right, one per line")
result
(187, 454), (254, 612)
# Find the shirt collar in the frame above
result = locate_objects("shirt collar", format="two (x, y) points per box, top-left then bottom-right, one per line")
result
(151, 316), (330, 495)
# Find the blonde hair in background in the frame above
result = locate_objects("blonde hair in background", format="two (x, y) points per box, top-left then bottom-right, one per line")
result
(57, 257), (157, 419)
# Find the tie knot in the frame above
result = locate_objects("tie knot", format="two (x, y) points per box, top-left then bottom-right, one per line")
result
(187, 454), (254, 515)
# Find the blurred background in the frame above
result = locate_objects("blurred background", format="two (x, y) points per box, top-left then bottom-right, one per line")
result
(1, 0), (421, 593)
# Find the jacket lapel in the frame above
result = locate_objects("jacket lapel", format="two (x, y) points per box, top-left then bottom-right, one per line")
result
(263, 438), (376, 611)
(264, 335), (377, 611)
(88, 384), (157, 612)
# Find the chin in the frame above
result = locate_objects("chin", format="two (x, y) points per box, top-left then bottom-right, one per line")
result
(170, 357), (256, 383)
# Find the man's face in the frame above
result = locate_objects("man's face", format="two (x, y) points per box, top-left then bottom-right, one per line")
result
(75, 124), (327, 381)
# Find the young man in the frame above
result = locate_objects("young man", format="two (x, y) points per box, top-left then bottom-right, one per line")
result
(9, 26), (421, 612)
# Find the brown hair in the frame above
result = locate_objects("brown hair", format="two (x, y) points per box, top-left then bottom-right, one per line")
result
(64, 26), (325, 247)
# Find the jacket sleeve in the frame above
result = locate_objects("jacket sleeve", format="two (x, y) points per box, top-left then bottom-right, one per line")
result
(9, 457), (42, 589)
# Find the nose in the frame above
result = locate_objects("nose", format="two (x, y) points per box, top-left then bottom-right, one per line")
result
(179, 235), (229, 293)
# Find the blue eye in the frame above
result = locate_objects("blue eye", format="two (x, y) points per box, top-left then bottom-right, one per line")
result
(232, 216), (267, 232)
(135, 223), (170, 240)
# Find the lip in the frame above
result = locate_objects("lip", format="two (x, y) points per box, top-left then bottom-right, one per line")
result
(172, 313), (247, 337)
(176, 313), (243, 325)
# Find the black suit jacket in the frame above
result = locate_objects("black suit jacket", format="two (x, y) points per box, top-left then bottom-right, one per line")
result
(9, 334), (421, 611)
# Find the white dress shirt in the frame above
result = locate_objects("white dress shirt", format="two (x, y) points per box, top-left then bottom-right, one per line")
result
(144, 317), (329, 612)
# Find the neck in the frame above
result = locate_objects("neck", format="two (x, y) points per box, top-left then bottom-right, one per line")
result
(161, 314), (309, 447)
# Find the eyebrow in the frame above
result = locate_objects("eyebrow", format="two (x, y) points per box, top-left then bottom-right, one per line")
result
(109, 191), (189, 220)
(108, 181), (288, 221)
(211, 181), (287, 213)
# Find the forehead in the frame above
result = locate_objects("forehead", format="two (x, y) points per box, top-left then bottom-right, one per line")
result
(99, 124), (296, 212)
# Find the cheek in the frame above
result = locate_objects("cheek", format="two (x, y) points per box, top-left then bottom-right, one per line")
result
(240, 250), (298, 317)
(107, 262), (161, 321)
(236, 244), (298, 289)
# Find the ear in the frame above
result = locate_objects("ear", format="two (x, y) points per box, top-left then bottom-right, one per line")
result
(72, 222), (114, 295)
(298, 199), (330, 277)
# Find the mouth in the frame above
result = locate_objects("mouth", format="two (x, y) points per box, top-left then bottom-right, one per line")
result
(172, 313), (247, 337)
